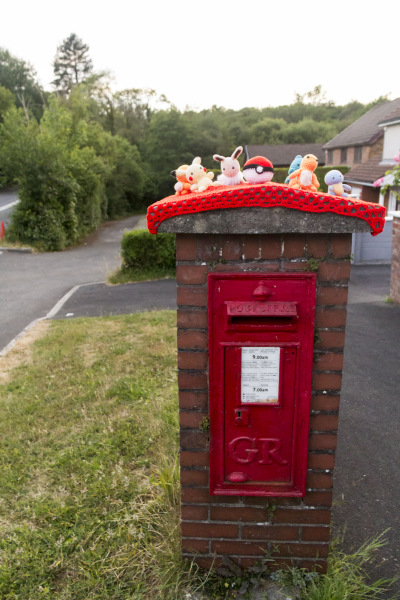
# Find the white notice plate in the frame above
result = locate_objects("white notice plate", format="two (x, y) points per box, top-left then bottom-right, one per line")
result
(241, 347), (280, 404)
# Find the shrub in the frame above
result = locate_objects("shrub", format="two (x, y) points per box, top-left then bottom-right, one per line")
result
(121, 230), (176, 270)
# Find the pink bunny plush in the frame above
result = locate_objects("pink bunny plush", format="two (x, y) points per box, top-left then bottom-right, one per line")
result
(213, 146), (245, 186)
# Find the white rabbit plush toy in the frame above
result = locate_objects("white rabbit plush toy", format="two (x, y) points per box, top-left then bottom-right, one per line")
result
(213, 146), (245, 186)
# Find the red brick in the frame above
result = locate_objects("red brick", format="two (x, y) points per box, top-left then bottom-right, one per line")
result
(272, 543), (329, 558)
(330, 235), (352, 258)
(180, 430), (208, 449)
(178, 371), (208, 390)
(312, 373), (342, 391)
(197, 236), (220, 261)
(181, 522), (239, 538)
(210, 506), (268, 523)
(242, 525), (300, 541)
(181, 470), (209, 486)
(273, 509), (331, 524)
(302, 526), (330, 542)
(315, 308), (347, 328)
(307, 453), (336, 470)
(240, 262), (280, 272)
(311, 395), (340, 412)
(180, 450), (209, 467)
(282, 261), (308, 271)
(212, 541), (266, 555)
(177, 309), (208, 329)
(314, 352), (344, 371)
(181, 505), (209, 520)
(300, 559), (327, 573)
(260, 235), (282, 259)
(283, 235), (306, 259)
(177, 286), (207, 307)
(178, 351), (208, 370)
(179, 411), (207, 428)
(310, 414), (339, 432)
(243, 235), (260, 259)
(221, 238), (242, 260)
(179, 391), (208, 410)
(181, 487), (213, 503)
(177, 265), (207, 285)
(316, 285), (348, 306)
(307, 235), (329, 258)
(303, 491), (333, 507)
(316, 330), (346, 350)
(309, 434), (337, 451)
(177, 330), (208, 349)
(306, 472), (333, 489)
(318, 262), (351, 282)
(181, 538), (209, 554)
(176, 235), (197, 260)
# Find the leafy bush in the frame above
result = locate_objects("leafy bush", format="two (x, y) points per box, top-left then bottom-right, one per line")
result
(121, 230), (176, 270)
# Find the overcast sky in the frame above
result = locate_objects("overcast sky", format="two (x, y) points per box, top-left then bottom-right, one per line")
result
(2, 0), (400, 111)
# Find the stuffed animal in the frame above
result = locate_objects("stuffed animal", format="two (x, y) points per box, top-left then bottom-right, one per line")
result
(243, 156), (274, 184)
(324, 170), (352, 197)
(171, 165), (191, 195)
(213, 146), (246, 186)
(176, 157), (220, 193)
(288, 154), (320, 192)
(284, 155), (302, 184)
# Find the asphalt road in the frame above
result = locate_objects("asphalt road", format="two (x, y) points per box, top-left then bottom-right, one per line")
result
(0, 210), (143, 352)
(332, 265), (400, 595)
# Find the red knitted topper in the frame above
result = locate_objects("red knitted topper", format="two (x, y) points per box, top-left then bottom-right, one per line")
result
(147, 183), (386, 236)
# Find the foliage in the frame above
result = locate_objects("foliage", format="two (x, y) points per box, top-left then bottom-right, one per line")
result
(0, 47), (44, 121)
(0, 311), (195, 599)
(52, 33), (93, 94)
(381, 158), (400, 211)
(121, 230), (176, 270)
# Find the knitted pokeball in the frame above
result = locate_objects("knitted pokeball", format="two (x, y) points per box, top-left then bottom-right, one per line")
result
(243, 156), (274, 184)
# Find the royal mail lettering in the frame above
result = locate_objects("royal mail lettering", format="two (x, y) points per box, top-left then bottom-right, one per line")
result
(228, 301), (297, 317)
(229, 436), (288, 465)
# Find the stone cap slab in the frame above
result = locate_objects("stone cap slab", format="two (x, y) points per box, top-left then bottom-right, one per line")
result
(147, 183), (386, 236)
(157, 206), (372, 234)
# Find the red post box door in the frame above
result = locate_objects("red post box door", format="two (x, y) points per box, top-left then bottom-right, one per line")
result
(208, 273), (316, 497)
(224, 345), (298, 487)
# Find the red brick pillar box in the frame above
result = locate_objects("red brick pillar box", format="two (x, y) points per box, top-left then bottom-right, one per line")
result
(390, 212), (400, 304)
(147, 186), (386, 573)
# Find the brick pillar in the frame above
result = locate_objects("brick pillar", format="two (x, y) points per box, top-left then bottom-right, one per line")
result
(176, 231), (352, 573)
(390, 213), (400, 304)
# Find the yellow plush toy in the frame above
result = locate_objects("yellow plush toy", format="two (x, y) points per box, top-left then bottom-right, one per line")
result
(177, 157), (221, 193)
(288, 154), (320, 192)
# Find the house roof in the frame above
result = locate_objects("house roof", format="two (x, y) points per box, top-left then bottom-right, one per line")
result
(323, 98), (400, 150)
(245, 144), (325, 167)
(344, 155), (396, 186)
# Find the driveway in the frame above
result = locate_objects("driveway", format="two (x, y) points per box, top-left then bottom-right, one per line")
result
(0, 214), (142, 352)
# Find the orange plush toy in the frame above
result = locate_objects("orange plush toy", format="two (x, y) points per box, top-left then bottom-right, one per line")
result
(171, 165), (192, 195)
(288, 154), (320, 192)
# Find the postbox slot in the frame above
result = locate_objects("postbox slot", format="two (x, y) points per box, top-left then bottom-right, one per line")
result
(226, 301), (298, 331)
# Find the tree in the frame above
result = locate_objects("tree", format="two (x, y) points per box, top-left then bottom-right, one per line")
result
(53, 33), (93, 94)
(0, 48), (44, 120)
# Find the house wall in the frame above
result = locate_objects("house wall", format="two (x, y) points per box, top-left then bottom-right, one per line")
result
(382, 124), (400, 162)
(360, 186), (380, 204)
(325, 139), (383, 168)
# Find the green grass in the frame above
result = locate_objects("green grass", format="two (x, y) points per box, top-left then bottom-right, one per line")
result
(108, 266), (176, 285)
(0, 311), (194, 599)
(0, 313), (396, 599)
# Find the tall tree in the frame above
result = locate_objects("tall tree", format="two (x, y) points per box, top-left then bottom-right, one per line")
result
(0, 48), (44, 120)
(53, 33), (93, 94)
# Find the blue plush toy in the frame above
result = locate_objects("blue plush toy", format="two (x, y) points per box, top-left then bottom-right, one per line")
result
(285, 155), (302, 184)
(324, 170), (352, 197)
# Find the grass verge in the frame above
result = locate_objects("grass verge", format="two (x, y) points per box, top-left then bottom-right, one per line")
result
(0, 311), (192, 599)
(108, 266), (176, 285)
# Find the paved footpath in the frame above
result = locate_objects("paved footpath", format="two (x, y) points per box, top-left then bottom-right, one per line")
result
(332, 265), (400, 595)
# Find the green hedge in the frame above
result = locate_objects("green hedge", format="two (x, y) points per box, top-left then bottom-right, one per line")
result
(273, 166), (349, 193)
(121, 230), (176, 269)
